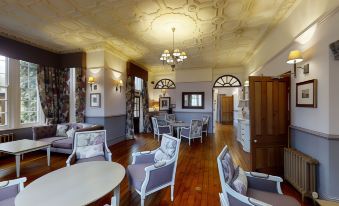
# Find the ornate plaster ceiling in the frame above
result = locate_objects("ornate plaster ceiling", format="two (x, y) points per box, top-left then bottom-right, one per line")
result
(0, 0), (299, 72)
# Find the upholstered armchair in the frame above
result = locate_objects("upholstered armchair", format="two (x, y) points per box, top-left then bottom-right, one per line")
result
(217, 146), (300, 206)
(0, 177), (26, 206)
(202, 115), (210, 137)
(151, 117), (172, 142)
(66, 130), (112, 167)
(165, 114), (176, 123)
(180, 120), (203, 146)
(127, 134), (181, 206)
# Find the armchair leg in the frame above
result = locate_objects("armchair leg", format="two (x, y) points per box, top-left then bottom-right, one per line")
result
(141, 197), (145, 206)
(189, 139), (191, 146)
(201, 137), (202, 143)
(171, 185), (174, 201)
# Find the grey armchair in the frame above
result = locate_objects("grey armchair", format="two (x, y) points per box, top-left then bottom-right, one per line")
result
(217, 146), (300, 206)
(151, 117), (172, 142)
(180, 119), (203, 146)
(127, 134), (181, 206)
(0, 177), (26, 206)
(66, 130), (112, 167)
(202, 115), (210, 137)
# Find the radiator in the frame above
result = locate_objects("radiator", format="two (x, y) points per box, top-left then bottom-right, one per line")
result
(284, 148), (318, 201)
(0, 133), (14, 157)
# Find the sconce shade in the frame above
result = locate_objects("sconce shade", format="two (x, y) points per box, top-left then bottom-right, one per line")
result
(88, 76), (95, 84)
(287, 50), (303, 64)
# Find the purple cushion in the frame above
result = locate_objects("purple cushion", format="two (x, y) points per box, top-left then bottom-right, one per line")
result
(0, 185), (17, 201)
(52, 138), (73, 149)
(0, 197), (15, 206)
(158, 126), (171, 134)
(39, 137), (67, 144)
(127, 163), (153, 191)
(247, 188), (300, 206)
(181, 128), (190, 137)
(221, 151), (235, 184)
(75, 155), (106, 164)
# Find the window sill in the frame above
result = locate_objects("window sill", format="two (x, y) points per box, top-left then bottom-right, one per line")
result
(0, 123), (46, 132)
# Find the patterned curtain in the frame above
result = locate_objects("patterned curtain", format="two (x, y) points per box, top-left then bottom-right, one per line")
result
(37, 66), (70, 123)
(126, 76), (135, 139)
(142, 80), (151, 133)
(74, 67), (86, 123)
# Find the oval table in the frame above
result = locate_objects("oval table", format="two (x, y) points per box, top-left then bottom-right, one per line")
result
(15, 161), (125, 206)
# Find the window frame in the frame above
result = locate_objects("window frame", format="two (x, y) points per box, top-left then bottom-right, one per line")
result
(0, 56), (9, 128)
(182, 92), (205, 109)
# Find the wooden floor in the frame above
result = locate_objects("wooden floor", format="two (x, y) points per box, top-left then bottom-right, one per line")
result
(0, 124), (312, 206)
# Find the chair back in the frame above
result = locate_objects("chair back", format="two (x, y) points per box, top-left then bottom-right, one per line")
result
(161, 134), (181, 180)
(190, 120), (203, 138)
(202, 115), (210, 125)
(166, 114), (176, 123)
(151, 117), (159, 134)
(217, 146), (250, 206)
(74, 130), (108, 160)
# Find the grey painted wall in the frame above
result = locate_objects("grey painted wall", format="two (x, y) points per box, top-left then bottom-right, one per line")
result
(174, 111), (213, 133)
(291, 128), (339, 201)
(85, 115), (126, 146)
(0, 127), (32, 140)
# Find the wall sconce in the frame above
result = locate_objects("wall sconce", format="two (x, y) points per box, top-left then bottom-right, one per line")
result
(286, 50), (309, 78)
(88, 76), (95, 91)
(113, 79), (123, 92)
(161, 89), (167, 96)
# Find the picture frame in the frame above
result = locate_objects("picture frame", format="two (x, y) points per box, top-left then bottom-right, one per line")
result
(90, 93), (101, 107)
(92, 84), (98, 91)
(182, 92), (205, 109)
(159, 97), (171, 111)
(296, 79), (317, 108)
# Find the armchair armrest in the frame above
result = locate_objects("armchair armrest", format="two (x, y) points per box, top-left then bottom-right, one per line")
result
(66, 152), (76, 167)
(245, 172), (283, 194)
(0, 177), (27, 201)
(132, 150), (156, 164)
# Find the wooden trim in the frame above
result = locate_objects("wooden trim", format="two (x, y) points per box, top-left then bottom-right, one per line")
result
(182, 92), (205, 109)
(126, 62), (148, 81)
(296, 79), (317, 108)
(290, 125), (339, 140)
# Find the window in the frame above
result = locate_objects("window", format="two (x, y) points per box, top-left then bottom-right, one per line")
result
(182, 92), (205, 109)
(134, 77), (143, 91)
(20, 61), (39, 124)
(0, 56), (8, 126)
(134, 96), (140, 117)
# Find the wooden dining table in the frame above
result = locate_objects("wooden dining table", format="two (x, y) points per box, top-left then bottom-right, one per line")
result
(15, 161), (125, 206)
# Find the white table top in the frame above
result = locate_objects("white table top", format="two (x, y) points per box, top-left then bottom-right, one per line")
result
(169, 122), (190, 127)
(15, 161), (125, 206)
(0, 139), (51, 154)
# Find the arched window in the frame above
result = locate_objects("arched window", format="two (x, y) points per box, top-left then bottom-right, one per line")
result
(213, 75), (242, 88)
(154, 79), (176, 89)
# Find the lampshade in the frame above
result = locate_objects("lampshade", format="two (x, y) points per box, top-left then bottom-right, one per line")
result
(287, 50), (303, 64)
(173, 49), (180, 57)
(163, 50), (170, 57)
(88, 76), (95, 84)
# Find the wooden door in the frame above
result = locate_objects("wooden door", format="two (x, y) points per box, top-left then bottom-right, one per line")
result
(250, 76), (290, 175)
(221, 96), (234, 125)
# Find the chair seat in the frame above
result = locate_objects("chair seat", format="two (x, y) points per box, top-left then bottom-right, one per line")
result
(127, 163), (153, 191)
(247, 188), (300, 206)
(75, 155), (106, 164)
(39, 136), (67, 144)
(52, 138), (73, 149)
(159, 126), (171, 134)
(0, 197), (15, 206)
(181, 128), (190, 137)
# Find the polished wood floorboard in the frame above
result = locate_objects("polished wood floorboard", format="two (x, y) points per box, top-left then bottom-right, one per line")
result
(0, 124), (312, 206)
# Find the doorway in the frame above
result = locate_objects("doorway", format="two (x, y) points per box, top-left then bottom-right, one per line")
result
(221, 95), (234, 125)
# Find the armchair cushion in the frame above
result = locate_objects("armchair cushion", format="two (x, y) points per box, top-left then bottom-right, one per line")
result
(221, 151), (236, 184)
(0, 185), (17, 201)
(75, 131), (105, 159)
(52, 138), (73, 149)
(56, 124), (69, 137)
(39, 136), (67, 144)
(181, 128), (190, 137)
(32, 125), (57, 140)
(247, 188), (300, 206)
(158, 126), (171, 134)
(191, 120), (203, 137)
(247, 175), (279, 193)
(75, 155), (106, 164)
(76, 144), (104, 159)
(0, 197), (15, 206)
(134, 153), (156, 164)
(154, 136), (177, 162)
(127, 163), (153, 191)
(231, 167), (248, 195)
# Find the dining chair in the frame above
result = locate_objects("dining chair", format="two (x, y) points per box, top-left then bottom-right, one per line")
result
(66, 130), (112, 167)
(127, 134), (181, 206)
(0, 177), (27, 206)
(165, 114), (176, 123)
(202, 115), (210, 137)
(180, 120), (203, 146)
(151, 117), (172, 142)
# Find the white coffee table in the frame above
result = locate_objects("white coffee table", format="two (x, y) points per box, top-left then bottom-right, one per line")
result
(15, 161), (125, 206)
(0, 139), (51, 177)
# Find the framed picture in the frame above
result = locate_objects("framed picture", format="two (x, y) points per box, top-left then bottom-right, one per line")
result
(182, 92), (205, 109)
(159, 97), (170, 111)
(296, 79), (317, 108)
(90, 93), (101, 107)
(92, 84), (98, 91)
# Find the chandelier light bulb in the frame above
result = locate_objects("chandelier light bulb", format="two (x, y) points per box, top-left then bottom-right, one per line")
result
(173, 49), (180, 57)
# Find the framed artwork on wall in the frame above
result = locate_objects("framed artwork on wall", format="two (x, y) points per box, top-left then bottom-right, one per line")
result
(159, 97), (170, 111)
(90, 93), (101, 107)
(296, 79), (317, 108)
(182, 92), (205, 109)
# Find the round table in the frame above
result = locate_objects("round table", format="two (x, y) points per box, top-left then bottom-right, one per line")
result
(15, 161), (125, 206)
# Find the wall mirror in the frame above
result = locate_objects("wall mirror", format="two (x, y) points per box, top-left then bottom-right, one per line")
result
(182, 92), (204, 109)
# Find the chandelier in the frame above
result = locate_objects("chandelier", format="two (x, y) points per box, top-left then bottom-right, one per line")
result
(160, 27), (187, 71)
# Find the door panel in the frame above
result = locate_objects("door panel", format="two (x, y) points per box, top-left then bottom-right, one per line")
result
(221, 96), (233, 125)
(250, 76), (290, 175)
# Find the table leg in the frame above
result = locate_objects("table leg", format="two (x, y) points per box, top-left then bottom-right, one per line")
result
(177, 127), (180, 139)
(113, 185), (120, 206)
(15, 154), (21, 177)
(47, 146), (51, 166)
